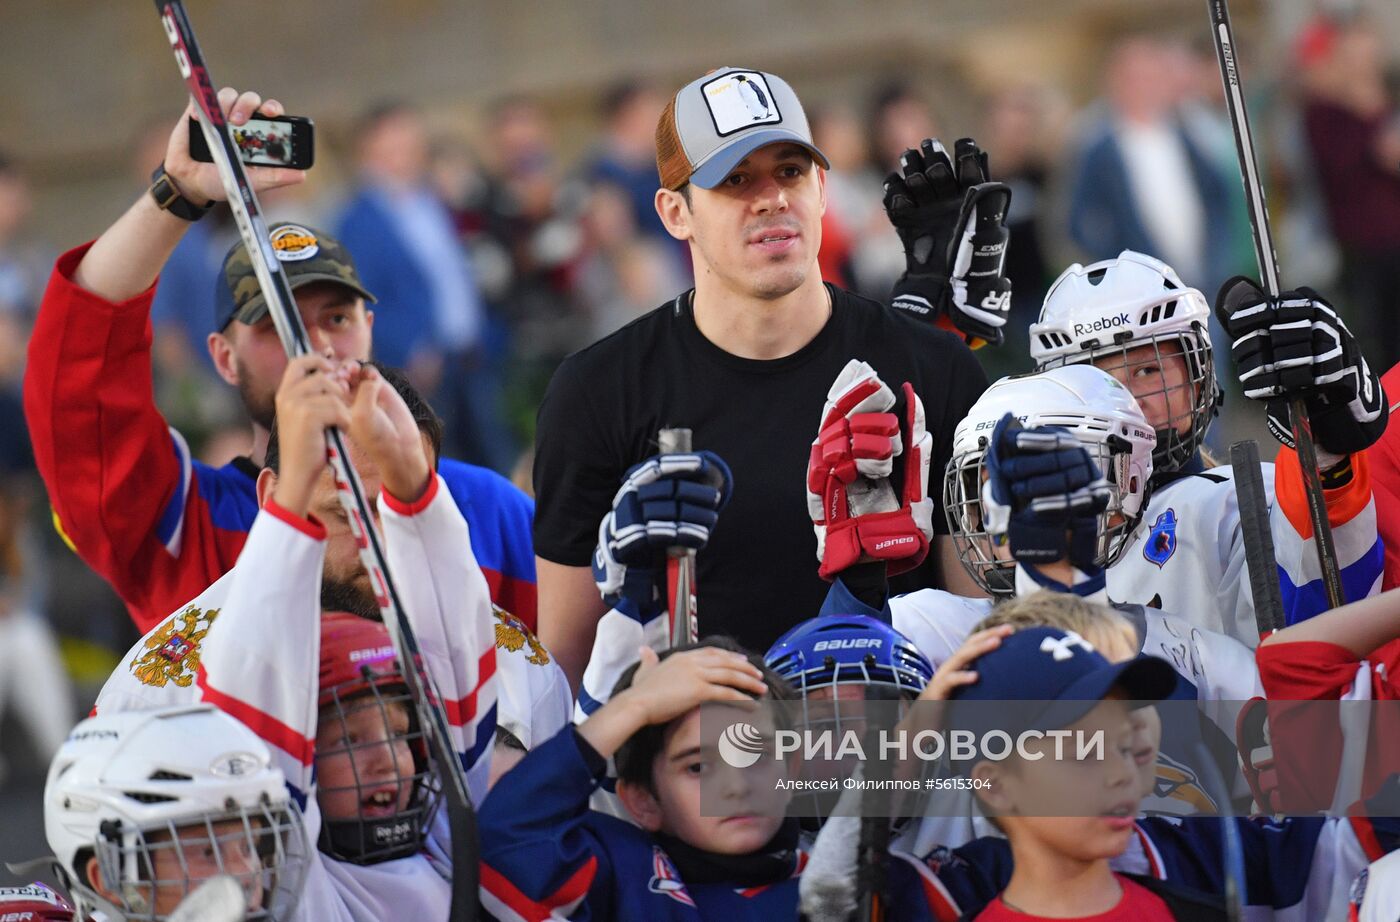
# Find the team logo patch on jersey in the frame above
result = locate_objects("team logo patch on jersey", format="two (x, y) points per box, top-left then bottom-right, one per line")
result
(493, 606), (550, 666)
(1143, 508), (1178, 568)
(701, 71), (782, 136)
(130, 605), (220, 688)
(1152, 751), (1216, 814)
(647, 847), (696, 906)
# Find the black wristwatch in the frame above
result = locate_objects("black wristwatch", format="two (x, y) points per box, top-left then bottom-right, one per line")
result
(149, 163), (213, 222)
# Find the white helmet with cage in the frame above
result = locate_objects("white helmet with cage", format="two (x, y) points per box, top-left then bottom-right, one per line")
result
(44, 705), (307, 922)
(944, 365), (1156, 597)
(1030, 250), (1219, 473)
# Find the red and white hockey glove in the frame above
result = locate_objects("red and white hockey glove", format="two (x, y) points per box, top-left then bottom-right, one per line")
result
(807, 360), (934, 580)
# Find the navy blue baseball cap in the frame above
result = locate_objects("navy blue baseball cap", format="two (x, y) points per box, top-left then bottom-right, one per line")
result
(949, 626), (1176, 739)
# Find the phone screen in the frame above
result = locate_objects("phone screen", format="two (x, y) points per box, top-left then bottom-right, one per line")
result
(188, 115), (314, 169)
(231, 117), (301, 167)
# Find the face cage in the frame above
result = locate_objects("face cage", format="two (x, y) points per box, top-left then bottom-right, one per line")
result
(785, 658), (924, 822)
(1039, 327), (1217, 475)
(87, 800), (307, 922)
(942, 439), (1139, 598)
(316, 678), (442, 866)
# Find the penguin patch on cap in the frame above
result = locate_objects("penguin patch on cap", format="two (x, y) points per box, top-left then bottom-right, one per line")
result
(271, 224), (320, 262)
(701, 71), (782, 137)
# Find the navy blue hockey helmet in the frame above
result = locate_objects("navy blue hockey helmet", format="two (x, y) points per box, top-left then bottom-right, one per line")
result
(764, 614), (933, 699)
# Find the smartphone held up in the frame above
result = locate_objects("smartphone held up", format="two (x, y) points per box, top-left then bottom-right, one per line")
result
(188, 113), (314, 169)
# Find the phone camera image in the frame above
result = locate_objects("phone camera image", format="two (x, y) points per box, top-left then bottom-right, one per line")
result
(233, 123), (294, 167)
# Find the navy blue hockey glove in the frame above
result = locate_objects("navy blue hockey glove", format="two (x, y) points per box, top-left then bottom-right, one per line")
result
(1216, 277), (1388, 459)
(884, 137), (1012, 349)
(980, 414), (1110, 570)
(592, 451), (733, 616)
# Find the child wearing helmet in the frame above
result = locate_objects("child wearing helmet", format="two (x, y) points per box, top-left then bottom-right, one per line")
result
(41, 705), (308, 922)
(1029, 250), (1383, 644)
(177, 358), (498, 920)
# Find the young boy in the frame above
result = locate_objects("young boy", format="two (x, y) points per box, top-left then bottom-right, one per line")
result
(869, 606), (1399, 922)
(479, 639), (804, 920)
(190, 358), (498, 919)
(42, 705), (308, 922)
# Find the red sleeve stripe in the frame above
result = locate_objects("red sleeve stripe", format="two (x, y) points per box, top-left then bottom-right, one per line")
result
(443, 648), (497, 727)
(196, 665), (315, 766)
(381, 472), (441, 517)
(1351, 815), (1386, 862)
(262, 499), (327, 541)
(479, 855), (596, 921)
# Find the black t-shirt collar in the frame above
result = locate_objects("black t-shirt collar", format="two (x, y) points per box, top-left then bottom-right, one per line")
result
(674, 283), (842, 375)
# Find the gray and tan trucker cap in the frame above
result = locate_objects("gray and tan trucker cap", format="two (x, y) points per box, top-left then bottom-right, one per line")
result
(655, 67), (830, 190)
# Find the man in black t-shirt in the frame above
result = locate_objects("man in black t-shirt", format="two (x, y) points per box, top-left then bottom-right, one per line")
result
(533, 67), (990, 688)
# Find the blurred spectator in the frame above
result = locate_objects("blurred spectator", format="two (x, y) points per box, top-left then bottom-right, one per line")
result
(979, 84), (1067, 377)
(472, 97), (591, 445)
(1298, 13), (1400, 368)
(336, 100), (517, 473)
(845, 83), (945, 298)
(0, 478), (75, 779)
(584, 80), (671, 244)
(0, 153), (47, 323)
(575, 181), (687, 339)
(811, 105), (884, 291)
(1062, 35), (1235, 293)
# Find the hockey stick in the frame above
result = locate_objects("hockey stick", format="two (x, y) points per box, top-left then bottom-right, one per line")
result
(152, 5), (478, 919)
(168, 875), (245, 922)
(1230, 440), (1285, 638)
(658, 427), (698, 647)
(1208, 0), (1346, 610)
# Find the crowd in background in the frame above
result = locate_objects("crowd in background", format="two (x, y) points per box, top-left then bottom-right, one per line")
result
(1, 9), (1400, 788)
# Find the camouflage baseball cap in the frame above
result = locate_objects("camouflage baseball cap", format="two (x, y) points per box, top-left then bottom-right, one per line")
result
(214, 222), (377, 331)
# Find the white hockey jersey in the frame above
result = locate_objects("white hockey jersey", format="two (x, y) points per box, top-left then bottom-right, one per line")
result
(1353, 848), (1400, 922)
(95, 487), (568, 768)
(1106, 455), (1382, 647)
(92, 476), (557, 922)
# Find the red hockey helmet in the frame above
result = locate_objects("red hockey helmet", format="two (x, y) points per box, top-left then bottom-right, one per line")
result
(318, 611), (402, 705)
(0, 882), (76, 921)
(315, 612), (440, 866)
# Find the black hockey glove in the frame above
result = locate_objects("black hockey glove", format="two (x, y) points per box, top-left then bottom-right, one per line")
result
(1216, 276), (1388, 458)
(884, 137), (1012, 349)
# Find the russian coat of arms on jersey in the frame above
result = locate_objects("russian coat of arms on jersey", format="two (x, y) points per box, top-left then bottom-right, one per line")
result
(493, 605), (550, 666)
(1143, 508), (1178, 568)
(129, 605), (220, 688)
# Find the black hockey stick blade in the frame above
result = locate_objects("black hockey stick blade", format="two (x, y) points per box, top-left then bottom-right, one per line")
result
(1230, 440), (1285, 638)
(152, 4), (478, 919)
(1208, 0), (1346, 610)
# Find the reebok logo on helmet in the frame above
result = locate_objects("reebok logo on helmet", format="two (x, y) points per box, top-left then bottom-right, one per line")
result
(1072, 313), (1131, 338)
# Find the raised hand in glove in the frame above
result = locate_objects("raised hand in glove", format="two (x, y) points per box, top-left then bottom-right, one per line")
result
(884, 137), (1012, 349)
(1216, 277), (1388, 463)
(592, 451), (733, 616)
(980, 414), (1111, 571)
(807, 360), (933, 580)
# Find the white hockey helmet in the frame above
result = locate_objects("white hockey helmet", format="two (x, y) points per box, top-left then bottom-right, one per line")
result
(44, 705), (307, 922)
(944, 365), (1156, 596)
(1030, 250), (1219, 473)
